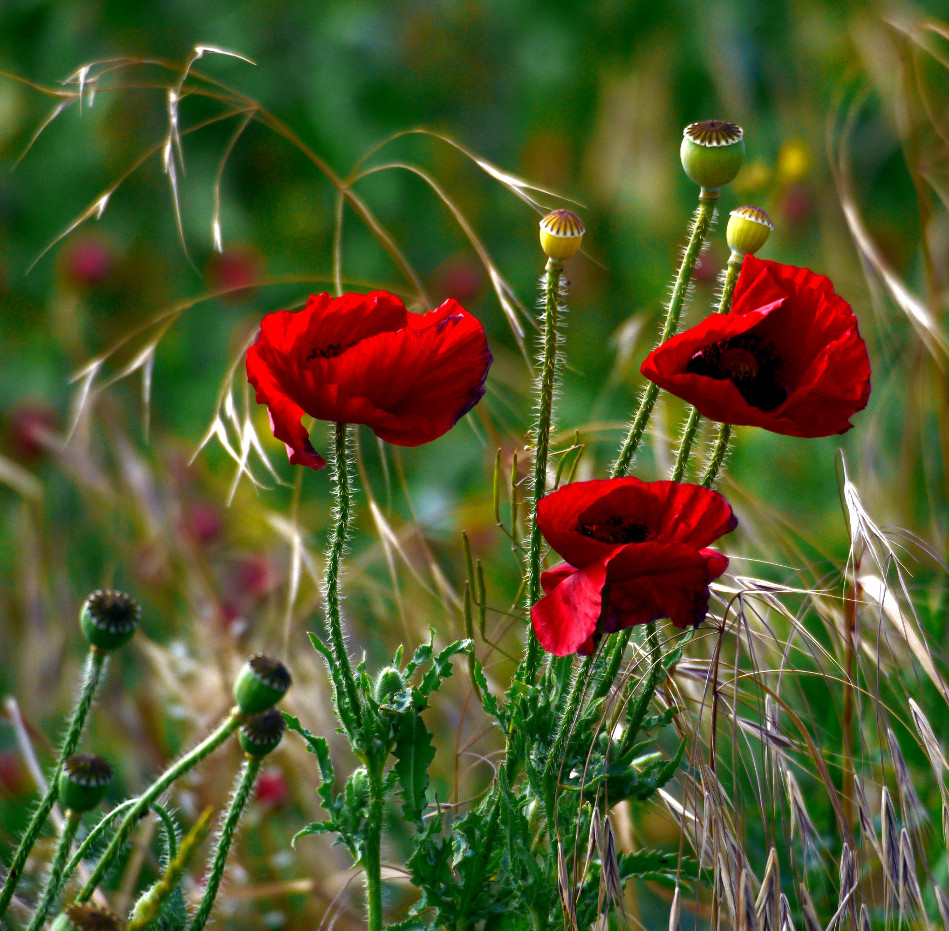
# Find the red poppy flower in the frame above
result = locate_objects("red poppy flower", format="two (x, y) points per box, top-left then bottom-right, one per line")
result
(640, 255), (871, 437)
(531, 478), (737, 656)
(246, 291), (492, 469)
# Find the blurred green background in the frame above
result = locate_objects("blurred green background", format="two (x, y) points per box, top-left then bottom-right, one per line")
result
(0, 0), (946, 927)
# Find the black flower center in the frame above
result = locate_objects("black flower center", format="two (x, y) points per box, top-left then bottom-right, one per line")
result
(306, 340), (357, 361)
(686, 332), (788, 411)
(576, 516), (650, 545)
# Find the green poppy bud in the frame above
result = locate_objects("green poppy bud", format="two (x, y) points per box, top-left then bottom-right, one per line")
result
(233, 654), (292, 715)
(50, 903), (123, 931)
(680, 120), (745, 192)
(238, 707), (286, 757)
(539, 209), (585, 263)
(726, 205), (773, 257)
(350, 766), (370, 804)
(374, 666), (404, 704)
(80, 589), (140, 652)
(59, 755), (113, 814)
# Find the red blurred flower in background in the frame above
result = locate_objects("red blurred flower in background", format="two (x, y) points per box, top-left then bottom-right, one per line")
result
(641, 255), (871, 437)
(246, 291), (492, 469)
(531, 478), (737, 656)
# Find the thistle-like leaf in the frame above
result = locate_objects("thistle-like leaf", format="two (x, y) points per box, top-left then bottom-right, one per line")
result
(394, 711), (435, 825)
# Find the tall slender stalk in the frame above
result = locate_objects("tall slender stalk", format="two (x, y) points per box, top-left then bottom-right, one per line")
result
(324, 421), (363, 729)
(521, 259), (565, 687)
(363, 755), (385, 931)
(0, 650), (107, 921)
(76, 712), (240, 902)
(611, 194), (718, 479)
(189, 759), (261, 931)
(697, 254), (743, 489)
(671, 252), (742, 484)
(24, 813), (81, 931)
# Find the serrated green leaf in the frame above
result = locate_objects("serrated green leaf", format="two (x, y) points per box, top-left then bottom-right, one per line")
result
(307, 631), (359, 737)
(417, 638), (472, 703)
(404, 630), (435, 680)
(394, 711), (435, 824)
(472, 659), (506, 726)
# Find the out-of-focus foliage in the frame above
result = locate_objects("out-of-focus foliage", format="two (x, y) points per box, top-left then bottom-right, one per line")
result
(1, 0), (948, 928)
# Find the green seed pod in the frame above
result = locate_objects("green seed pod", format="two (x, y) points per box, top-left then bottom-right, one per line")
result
(50, 903), (123, 931)
(726, 205), (773, 256)
(680, 120), (745, 191)
(59, 754), (113, 814)
(374, 666), (404, 704)
(238, 707), (286, 757)
(233, 654), (292, 714)
(539, 209), (585, 262)
(80, 589), (141, 652)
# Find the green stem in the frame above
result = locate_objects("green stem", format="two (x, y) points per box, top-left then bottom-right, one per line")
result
(700, 423), (732, 489)
(189, 758), (261, 931)
(544, 656), (594, 797)
(0, 649), (107, 921)
(324, 421), (363, 729)
(76, 712), (241, 902)
(698, 254), (742, 489)
(611, 194), (718, 479)
(24, 813), (81, 931)
(522, 259), (565, 688)
(670, 407), (702, 483)
(671, 251), (743, 485)
(363, 755), (385, 931)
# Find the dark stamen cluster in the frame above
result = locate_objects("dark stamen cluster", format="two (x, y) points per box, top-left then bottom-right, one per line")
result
(576, 516), (651, 545)
(306, 340), (357, 361)
(687, 332), (788, 411)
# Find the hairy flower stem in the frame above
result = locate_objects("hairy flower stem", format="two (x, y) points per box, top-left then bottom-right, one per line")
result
(611, 195), (718, 479)
(544, 656), (594, 805)
(0, 649), (107, 921)
(325, 421), (363, 730)
(697, 255), (742, 488)
(76, 712), (241, 902)
(190, 759), (261, 931)
(521, 259), (565, 688)
(24, 813), (81, 931)
(671, 253), (742, 484)
(364, 756), (385, 931)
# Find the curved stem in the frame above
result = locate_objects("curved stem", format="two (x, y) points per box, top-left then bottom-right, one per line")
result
(522, 259), (564, 687)
(189, 758), (261, 931)
(0, 650), (107, 921)
(611, 195), (718, 479)
(324, 421), (363, 729)
(76, 712), (240, 902)
(363, 755), (385, 931)
(25, 813), (81, 931)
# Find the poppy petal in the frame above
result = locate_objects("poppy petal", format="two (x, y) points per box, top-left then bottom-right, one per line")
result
(246, 292), (492, 466)
(640, 255), (871, 438)
(532, 559), (609, 656)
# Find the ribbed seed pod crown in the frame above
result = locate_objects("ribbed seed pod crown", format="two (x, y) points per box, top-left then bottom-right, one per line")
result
(80, 589), (141, 651)
(59, 754), (113, 814)
(726, 205), (773, 256)
(239, 707), (286, 757)
(680, 120), (745, 191)
(233, 654), (292, 714)
(539, 209), (585, 262)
